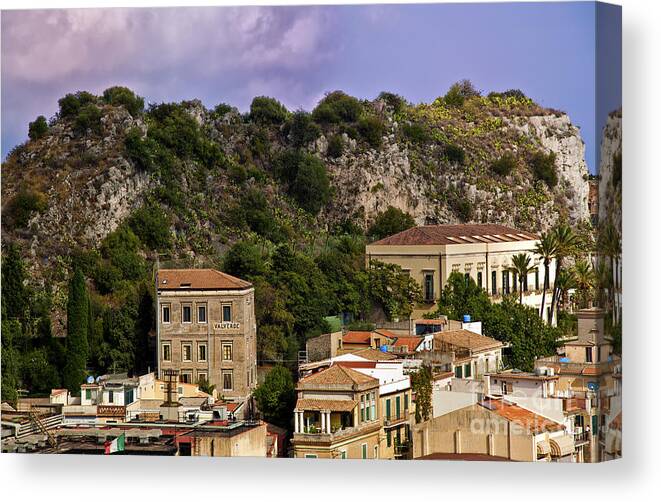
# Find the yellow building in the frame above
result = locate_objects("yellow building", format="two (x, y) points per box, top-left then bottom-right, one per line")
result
(366, 224), (556, 319)
(292, 365), (382, 459)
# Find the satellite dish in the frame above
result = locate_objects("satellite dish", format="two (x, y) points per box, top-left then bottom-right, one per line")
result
(86, 376), (95, 384)
(587, 382), (600, 391)
(95, 376), (101, 383)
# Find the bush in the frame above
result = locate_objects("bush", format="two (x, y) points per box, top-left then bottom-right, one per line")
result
(28, 115), (48, 140)
(272, 149), (304, 186)
(443, 79), (480, 107)
(249, 96), (289, 125)
(327, 134), (345, 158)
(99, 225), (146, 282)
(73, 104), (103, 135)
(450, 196), (474, 222)
(443, 143), (465, 164)
(223, 241), (266, 279)
(58, 91), (97, 118)
(242, 188), (280, 240)
(212, 103), (234, 117)
(312, 91), (363, 124)
(128, 204), (171, 251)
(368, 206), (415, 241)
(530, 151), (558, 187)
(402, 122), (431, 144)
(284, 111), (320, 147)
(124, 128), (159, 171)
(290, 155), (331, 215)
(228, 162), (248, 184)
(357, 115), (385, 148)
(102, 86), (144, 116)
(3, 189), (47, 228)
(377, 92), (407, 113)
(490, 153), (517, 176)
(612, 152), (622, 188)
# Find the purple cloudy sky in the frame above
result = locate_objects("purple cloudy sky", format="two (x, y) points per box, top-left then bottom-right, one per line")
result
(1, 2), (621, 172)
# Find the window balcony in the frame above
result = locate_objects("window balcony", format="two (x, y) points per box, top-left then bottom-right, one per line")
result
(383, 413), (409, 428)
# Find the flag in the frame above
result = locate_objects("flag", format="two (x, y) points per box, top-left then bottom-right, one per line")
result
(105, 433), (125, 455)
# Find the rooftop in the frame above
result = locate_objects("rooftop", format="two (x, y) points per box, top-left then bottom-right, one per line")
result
(370, 224), (537, 246)
(157, 268), (252, 291)
(487, 371), (559, 381)
(434, 329), (503, 352)
(297, 364), (379, 389)
(350, 348), (398, 361)
(480, 398), (564, 434)
(393, 336), (423, 352)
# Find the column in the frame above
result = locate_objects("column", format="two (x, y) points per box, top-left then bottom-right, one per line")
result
(294, 411), (300, 433)
(321, 411), (326, 433)
(326, 411), (331, 433)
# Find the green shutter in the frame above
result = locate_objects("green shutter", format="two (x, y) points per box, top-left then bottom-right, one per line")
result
(386, 399), (391, 419)
(396, 396), (401, 418)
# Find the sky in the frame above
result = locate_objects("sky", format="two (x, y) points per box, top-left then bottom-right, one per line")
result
(1, 2), (622, 172)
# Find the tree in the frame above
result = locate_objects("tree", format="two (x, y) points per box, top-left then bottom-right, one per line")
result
(411, 365), (433, 423)
(554, 269), (577, 313)
(443, 79), (480, 107)
(249, 96), (289, 125)
(549, 224), (578, 323)
(62, 267), (90, 391)
(509, 253), (536, 304)
(290, 154), (331, 215)
(312, 91), (363, 124)
(1, 243), (29, 321)
(535, 231), (557, 320)
(285, 111), (320, 147)
(357, 115), (385, 148)
(367, 261), (422, 321)
(128, 204), (172, 251)
(102, 86), (144, 116)
(197, 376), (216, 396)
(73, 104), (103, 135)
(223, 241), (267, 280)
(28, 115), (49, 140)
(368, 206), (415, 241)
(253, 365), (296, 429)
(573, 260), (595, 309)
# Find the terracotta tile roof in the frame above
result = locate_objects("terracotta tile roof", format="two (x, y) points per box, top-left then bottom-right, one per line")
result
(297, 364), (379, 388)
(50, 388), (68, 395)
(415, 319), (447, 325)
(487, 371), (559, 381)
(342, 331), (373, 344)
(393, 336), (423, 352)
(351, 348), (398, 361)
(434, 329), (503, 352)
(157, 268), (251, 291)
(335, 361), (378, 369)
(296, 398), (357, 412)
(370, 224), (538, 246)
(418, 453), (512, 462)
(375, 329), (398, 339)
(480, 398), (564, 434)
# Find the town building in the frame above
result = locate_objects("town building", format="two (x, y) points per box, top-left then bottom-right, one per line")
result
(365, 224), (556, 318)
(291, 364), (382, 459)
(156, 268), (258, 401)
(412, 397), (576, 462)
(432, 329), (504, 379)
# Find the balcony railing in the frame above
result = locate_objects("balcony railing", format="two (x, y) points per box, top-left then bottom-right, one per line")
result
(294, 422), (381, 442)
(383, 414), (408, 427)
(574, 431), (590, 444)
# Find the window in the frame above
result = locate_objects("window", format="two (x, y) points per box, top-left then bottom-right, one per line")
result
(360, 395), (365, 421)
(477, 271), (483, 289)
(180, 372), (192, 384)
(198, 343), (207, 362)
(361, 444), (367, 459)
(385, 399), (391, 420)
(464, 272), (470, 286)
(162, 343), (171, 362)
(125, 389), (134, 404)
(108, 391), (114, 403)
(502, 271), (510, 295)
(197, 305), (207, 323)
(455, 366), (463, 378)
(340, 450), (347, 459)
(464, 363), (472, 378)
(586, 347), (593, 363)
(304, 454), (317, 458)
(222, 370), (233, 391)
(85, 389), (91, 400)
(491, 270), (497, 295)
(222, 304), (232, 322)
(182, 343), (192, 362)
(395, 396), (401, 419)
(197, 372), (208, 384)
(512, 272), (518, 292)
(182, 305), (192, 323)
(424, 273), (434, 302)
(374, 445), (379, 459)
(370, 392), (376, 420)
(387, 429), (392, 447)
(535, 268), (540, 290)
(523, 272), (528, 292)
(222, 342), (233, 361)
(404, 394), (409, 410)
(162, 305), (170, 324)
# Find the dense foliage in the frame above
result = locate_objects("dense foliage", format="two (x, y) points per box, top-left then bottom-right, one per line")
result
(367, 206), (415, 241)
(253, 365), (296, 429)
(28, 115), (48, 140)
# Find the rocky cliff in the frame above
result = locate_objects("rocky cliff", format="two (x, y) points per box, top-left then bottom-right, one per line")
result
(2, 89), (591, 291)
(598, 109), (622, 231)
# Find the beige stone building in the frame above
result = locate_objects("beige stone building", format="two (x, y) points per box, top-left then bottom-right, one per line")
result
(292, 364), (382, 459)
(156, 269), (257, 401)
(366, 224), (557, 318)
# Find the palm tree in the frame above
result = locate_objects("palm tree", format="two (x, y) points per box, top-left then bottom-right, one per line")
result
(509, 253), (536, 304)
(549, 224), (578, 324)
(573, 259), (595, 309)
(535, 232), (557, 320)
(598, 222), (622, 324)
(554, 269), (577, 313)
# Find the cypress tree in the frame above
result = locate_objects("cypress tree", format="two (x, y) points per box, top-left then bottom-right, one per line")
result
(62, 267), (89, 390)
(1, 243), (28, 321)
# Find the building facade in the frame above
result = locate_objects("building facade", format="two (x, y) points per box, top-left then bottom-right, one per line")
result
(156, 268), (257, 401)
(366, 224), (556, 318)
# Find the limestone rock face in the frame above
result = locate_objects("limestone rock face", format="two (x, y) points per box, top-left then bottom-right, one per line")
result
(598, 110), (622, 230)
